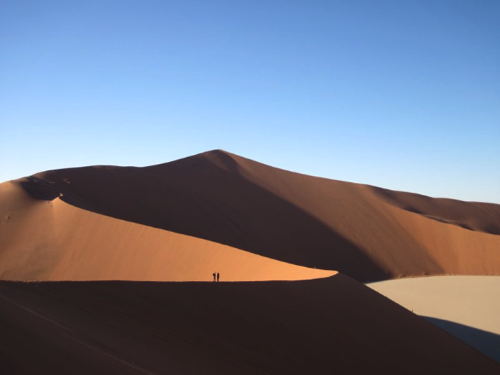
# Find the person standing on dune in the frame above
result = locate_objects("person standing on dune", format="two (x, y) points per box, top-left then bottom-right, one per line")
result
(213, 272), (216, 282)
(217, 272), (220, 282)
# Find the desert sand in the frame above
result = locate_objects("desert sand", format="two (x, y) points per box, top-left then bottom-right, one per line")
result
(1, 274), (499, 374)
(0, 181), (334, 282)
(1, 150), (500, 374)
(368, 276), (500, 362)
(3, 149), (499, 282)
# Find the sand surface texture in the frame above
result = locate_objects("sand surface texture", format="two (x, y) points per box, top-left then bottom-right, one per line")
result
(1, 274), (499, 375)
(0, 181), (333, 282)
(368, 276), (500, 363)
(3, 149), (499, 282)
(2, 150), (500, 374)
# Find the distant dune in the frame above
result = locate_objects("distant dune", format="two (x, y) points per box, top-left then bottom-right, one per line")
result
(1, 275), (499, 374)
(2, 149), (499, 282)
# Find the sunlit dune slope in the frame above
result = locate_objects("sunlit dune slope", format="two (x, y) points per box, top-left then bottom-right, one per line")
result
(1, 274), (498, 375)
(0, 182), (334, 282)
(14, 149), (500, 282)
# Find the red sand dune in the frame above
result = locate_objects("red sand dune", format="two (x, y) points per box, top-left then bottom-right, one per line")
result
(3, 149), (499, 282)
(371, 185), (500, 234)
(1, 274), (498, 374)
(2, 150), (500, 374)
(0, 181), (333, 282)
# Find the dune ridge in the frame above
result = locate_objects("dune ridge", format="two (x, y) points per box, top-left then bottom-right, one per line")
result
(6, 149), (499, 282)
(2, 150), (500, 374)
(0, 181), (334, 282)
(1, 274), (499, 374)
(370, 186), (500, 234)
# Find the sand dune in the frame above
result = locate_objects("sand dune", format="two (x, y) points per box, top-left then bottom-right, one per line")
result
(2, 150), (500, 374)
(0, 181), (334, 282)
(1, 274), (498, 374)
(7, 149), (499, 282)
(371, 186), (500, 234)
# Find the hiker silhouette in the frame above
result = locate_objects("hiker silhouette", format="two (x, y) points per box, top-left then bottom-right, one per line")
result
(213, 272), (216, 282)
(217, 272), (220, 282)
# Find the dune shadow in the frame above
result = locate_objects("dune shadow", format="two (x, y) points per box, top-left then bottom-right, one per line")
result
(19, 177), (60, 200)
(424, 316), (500, 364)
(20, 153), (395, 282)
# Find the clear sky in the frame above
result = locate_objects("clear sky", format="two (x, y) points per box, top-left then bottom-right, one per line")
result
(1, 1), (499, 203)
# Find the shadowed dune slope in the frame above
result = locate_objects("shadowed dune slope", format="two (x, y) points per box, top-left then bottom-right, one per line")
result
(0, 182), (334, 282)
(1, 274), (498, 375)
(7, 150), (500, 282)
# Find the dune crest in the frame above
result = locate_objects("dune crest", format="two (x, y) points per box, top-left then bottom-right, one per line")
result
(1, 274), (498, 374)
(0, 181), (334, 282)
(2, 149), (500, 282)
(2, 151), (500, 373)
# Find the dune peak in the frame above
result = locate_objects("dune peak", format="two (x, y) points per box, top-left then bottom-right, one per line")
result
(1, 150), (500, 283)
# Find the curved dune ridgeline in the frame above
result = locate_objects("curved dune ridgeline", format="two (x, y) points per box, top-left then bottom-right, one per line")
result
(2, 150), (500, 374)
(0, 182), (334, 282)
(5, 149), (499, 282)
(1, 274), (499, 374)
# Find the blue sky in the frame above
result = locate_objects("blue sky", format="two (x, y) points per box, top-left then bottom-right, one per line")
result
(1, 1), (499, 203)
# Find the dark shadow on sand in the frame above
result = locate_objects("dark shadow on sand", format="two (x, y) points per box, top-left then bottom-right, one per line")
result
(424, 316), (500, 363)
(20, 151), (406, 282)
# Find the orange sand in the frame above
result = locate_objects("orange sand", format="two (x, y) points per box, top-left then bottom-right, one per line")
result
(4, 150), (498, 282)
(2, 150), (500, 374)
(0, 181), (334, 282)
